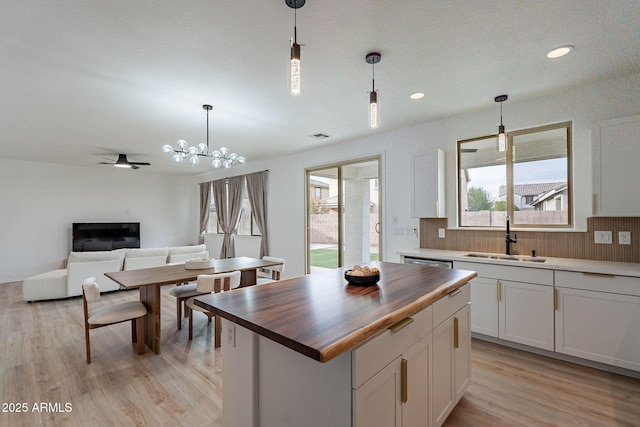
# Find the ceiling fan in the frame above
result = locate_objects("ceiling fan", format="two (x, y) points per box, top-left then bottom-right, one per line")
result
(99, 154), (151, 170)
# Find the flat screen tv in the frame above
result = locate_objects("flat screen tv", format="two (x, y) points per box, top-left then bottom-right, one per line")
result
(72, 222), (140, 252)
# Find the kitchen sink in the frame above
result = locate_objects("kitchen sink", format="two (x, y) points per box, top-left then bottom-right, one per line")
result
(464, 253), (546, 263)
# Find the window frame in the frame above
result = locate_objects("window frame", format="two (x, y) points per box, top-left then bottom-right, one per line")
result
(457, 121), (572, 229)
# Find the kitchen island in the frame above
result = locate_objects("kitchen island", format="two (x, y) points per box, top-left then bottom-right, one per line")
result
(195, 261), (476, 427)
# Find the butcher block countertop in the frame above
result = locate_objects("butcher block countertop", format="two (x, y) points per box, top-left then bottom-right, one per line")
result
(194, 261), (476, 363)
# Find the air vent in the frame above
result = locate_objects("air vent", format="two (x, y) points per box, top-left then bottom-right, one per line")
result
(310, 133), (331, 140)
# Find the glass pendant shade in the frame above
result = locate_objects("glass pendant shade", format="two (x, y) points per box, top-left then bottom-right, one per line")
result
(497, 124), (506, 152)
(290, 43), (301, 96)
(369, 91), (378, 129)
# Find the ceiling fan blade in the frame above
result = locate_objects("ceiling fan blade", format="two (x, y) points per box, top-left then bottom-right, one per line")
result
(129, 162), (151, 166)
(131, 165), (140, 170)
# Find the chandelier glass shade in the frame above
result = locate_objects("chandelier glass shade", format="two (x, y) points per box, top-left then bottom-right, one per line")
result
(162, 105), (246, 169)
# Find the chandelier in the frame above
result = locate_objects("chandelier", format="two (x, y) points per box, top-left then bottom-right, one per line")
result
(162, 104), (246, 169)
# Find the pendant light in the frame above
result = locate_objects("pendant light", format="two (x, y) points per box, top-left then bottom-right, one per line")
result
(366, 52), (381, 129)
(286, 0), (305, 96)
(495, 94), (508, 152)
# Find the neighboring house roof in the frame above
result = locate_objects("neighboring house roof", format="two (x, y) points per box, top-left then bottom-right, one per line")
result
(531, 184), (568, 206)
(310, 178), (330, 188)
(499, 182), (567, 198)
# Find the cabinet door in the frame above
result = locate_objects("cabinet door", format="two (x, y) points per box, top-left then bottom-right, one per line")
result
(469, 277), (499, 337)
(499, 280), (554, 351)
(556, 287), (640, 372)
(411, 149), (445, 218)
(403, 334), (431, 427)
(454, 303), (471, 401)
(594, 115), (640, 215)
(432, 316), (454, 427)
(353, 357), (402, 427)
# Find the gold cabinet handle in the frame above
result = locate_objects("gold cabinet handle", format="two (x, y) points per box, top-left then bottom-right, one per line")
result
(389, 317), (414, 333)
(454, 316), (459, 349)
(401, 358), (408, 403)
(583, 272), (615, 278)
(554, 288), (558, 311)
(448, 288), (462, 297)
(496, 280), (501, 302)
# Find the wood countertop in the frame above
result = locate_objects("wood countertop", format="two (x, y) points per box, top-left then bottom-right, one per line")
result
(194, 261), (476, 363)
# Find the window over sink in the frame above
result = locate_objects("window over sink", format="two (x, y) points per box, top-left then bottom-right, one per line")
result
(457, 121), (572, 228)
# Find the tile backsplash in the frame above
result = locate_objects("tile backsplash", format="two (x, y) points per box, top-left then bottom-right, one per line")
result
(420, 217), (639, 263)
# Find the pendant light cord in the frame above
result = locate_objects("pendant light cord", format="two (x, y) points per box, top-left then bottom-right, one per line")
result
(371, 62), (376, 92)
(293, 1), (297, 43)
(206, 107), (209, 151)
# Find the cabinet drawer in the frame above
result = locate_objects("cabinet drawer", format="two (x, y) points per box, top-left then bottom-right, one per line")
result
(352, 305), (432, 389)
(555, 271), (640, 296)
(433, 283), (470, 327)
(454, 261), (553, 285)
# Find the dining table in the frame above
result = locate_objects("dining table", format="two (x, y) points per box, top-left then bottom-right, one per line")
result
(105, 256), (284, 354)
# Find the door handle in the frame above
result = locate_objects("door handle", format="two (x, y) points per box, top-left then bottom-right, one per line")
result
(375, 222), (380, 234)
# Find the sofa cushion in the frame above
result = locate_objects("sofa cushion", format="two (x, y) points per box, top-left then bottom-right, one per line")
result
(68, 249), (126, 270)
(123, 248), (169, 270)
(125, 248), (169, 258)
(22, 269), (68, 302)
(167, 244), (208, 263)
(67, 259), (122, 297)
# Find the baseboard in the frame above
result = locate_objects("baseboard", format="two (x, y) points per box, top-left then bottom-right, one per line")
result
(472, 332), (640, 380)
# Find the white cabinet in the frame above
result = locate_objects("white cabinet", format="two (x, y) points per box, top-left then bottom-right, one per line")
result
(555, 271), (640, 372)
(353, 305), (433, 427)
(431, 285), (471, 427)
(411, 149), (445, 218)
(353, 284), (470, 427)
(593, 115), (640, 215)
(454, 261), (554, 351)
(353, 335), (431, 427)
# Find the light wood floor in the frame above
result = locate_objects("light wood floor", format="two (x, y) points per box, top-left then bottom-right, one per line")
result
(1, 281), (639, 427)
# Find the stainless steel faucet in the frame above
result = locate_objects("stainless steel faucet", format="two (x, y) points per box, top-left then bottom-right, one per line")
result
(505, 215), (517, 255)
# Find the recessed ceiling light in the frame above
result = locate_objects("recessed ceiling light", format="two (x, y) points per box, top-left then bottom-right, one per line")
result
(410, 92), (425, 100)
(547, 45), (573, 59)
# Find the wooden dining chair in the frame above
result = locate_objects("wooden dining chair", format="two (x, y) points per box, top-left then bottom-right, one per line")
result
(257, 256), (285, 285)
(82, 277), (147, 364)
(185, 270), (241, 347)
(169, 281), (208, 330)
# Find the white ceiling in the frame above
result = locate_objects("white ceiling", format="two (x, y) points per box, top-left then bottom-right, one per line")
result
(2, 1), (639, 175)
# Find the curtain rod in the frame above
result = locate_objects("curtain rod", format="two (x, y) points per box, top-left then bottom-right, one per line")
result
(199, 169), (269, 185)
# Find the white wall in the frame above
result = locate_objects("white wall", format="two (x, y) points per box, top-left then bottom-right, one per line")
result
(3, 73), (638, 283)
(190, 73), (640, 279)
(0, 159), (195, 282)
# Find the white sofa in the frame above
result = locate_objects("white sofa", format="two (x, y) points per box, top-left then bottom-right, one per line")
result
(23, 245), (208, 302)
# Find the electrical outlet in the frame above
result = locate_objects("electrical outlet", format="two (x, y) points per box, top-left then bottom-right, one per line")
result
(412, 228), (418, 238)
(619, 231), (631, 245)
(226, 323), (236, 347)
(594, 231), (612, 244)
(438, 228), (445, 238)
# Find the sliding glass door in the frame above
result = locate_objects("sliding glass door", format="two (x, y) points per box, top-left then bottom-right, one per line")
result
(305, 157), (381, 273)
